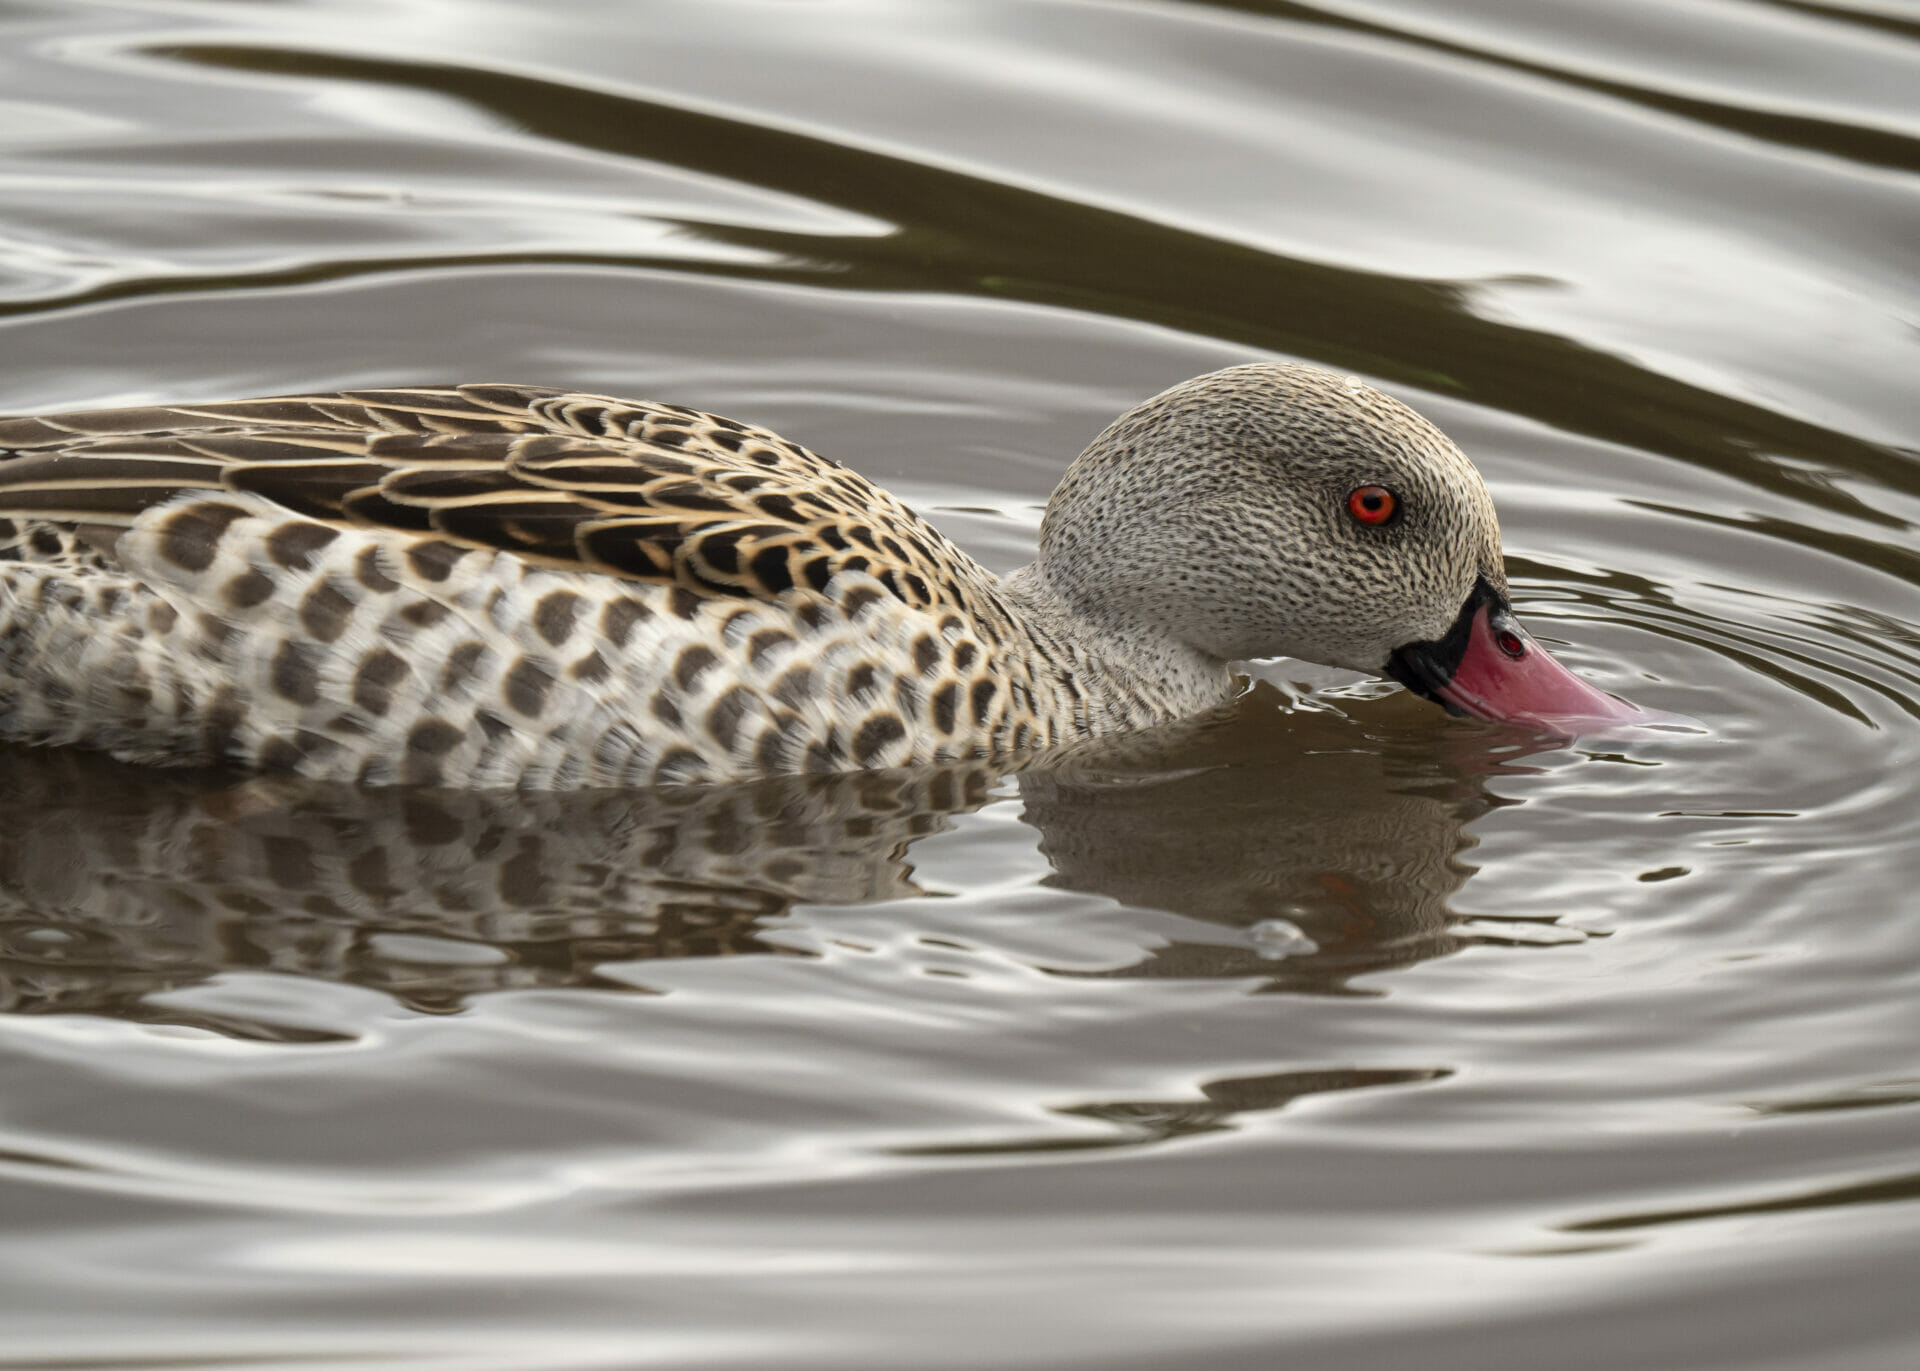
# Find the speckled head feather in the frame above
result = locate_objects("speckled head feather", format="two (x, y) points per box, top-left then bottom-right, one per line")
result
(0, 364), (1517, 786)
(1023, 364), (1504, 675)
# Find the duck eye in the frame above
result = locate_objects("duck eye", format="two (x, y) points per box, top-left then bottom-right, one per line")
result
(1495, 628), (1526, 659)
(1346, 485), (1397, 526)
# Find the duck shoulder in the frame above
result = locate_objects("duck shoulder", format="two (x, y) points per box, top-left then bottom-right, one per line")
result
(0, 384), (1010, 632)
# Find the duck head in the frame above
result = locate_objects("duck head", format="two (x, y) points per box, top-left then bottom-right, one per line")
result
(1032, 362), (1671, 736)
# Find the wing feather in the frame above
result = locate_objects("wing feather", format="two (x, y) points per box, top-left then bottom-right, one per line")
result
(0, 384), (1001, 623)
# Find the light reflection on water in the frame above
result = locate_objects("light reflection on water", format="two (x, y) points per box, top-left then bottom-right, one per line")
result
(0, 1), (1917, 1368)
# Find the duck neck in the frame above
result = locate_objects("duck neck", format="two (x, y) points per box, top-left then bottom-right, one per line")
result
(998, 559), (1239, 732)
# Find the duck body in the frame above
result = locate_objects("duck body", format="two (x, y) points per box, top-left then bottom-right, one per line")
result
(0, 383), (1229, 786)
(0, 363), (1668, 787)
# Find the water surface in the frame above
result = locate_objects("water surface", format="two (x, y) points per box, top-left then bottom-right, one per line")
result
(0, 2), (1917, 1367)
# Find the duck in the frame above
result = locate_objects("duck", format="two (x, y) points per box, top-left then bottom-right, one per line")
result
(0, 362), (1668, 788)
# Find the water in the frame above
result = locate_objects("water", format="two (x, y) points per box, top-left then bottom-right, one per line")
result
(0, 1), (1917, 1366)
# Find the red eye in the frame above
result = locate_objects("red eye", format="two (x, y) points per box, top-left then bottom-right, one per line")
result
(1495, 628), (1526, 659)
(1346, 485), (1397, 526)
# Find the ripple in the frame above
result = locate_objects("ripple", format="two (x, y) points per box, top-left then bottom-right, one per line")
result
(0, 2), (1917, 1368)
(1563, 1167), (1920, 1233)
(0, 30), (1898, 518)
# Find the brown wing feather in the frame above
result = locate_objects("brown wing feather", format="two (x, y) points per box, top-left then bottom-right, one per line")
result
(0, 385), (1001, 623)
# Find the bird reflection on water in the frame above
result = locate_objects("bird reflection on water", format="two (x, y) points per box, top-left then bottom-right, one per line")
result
(0, 681), (1573, 1039)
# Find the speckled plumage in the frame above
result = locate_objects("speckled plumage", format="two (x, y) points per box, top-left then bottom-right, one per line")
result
(0, 364), (1506, 786)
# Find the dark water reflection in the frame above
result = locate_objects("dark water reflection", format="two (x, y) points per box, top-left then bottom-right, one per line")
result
(0, 686), (1546, 1032)
(68, 35), (1914, 524)
(1023, 688), (1545, 990)
(2, 0), (1919, 1367)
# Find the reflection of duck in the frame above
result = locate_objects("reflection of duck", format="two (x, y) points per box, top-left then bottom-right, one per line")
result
(0, 364), (1656, 786)
(1021, 681), (1559, 993)
(0, 688), (1561, 1034)
(0, 747), (992, 1030)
